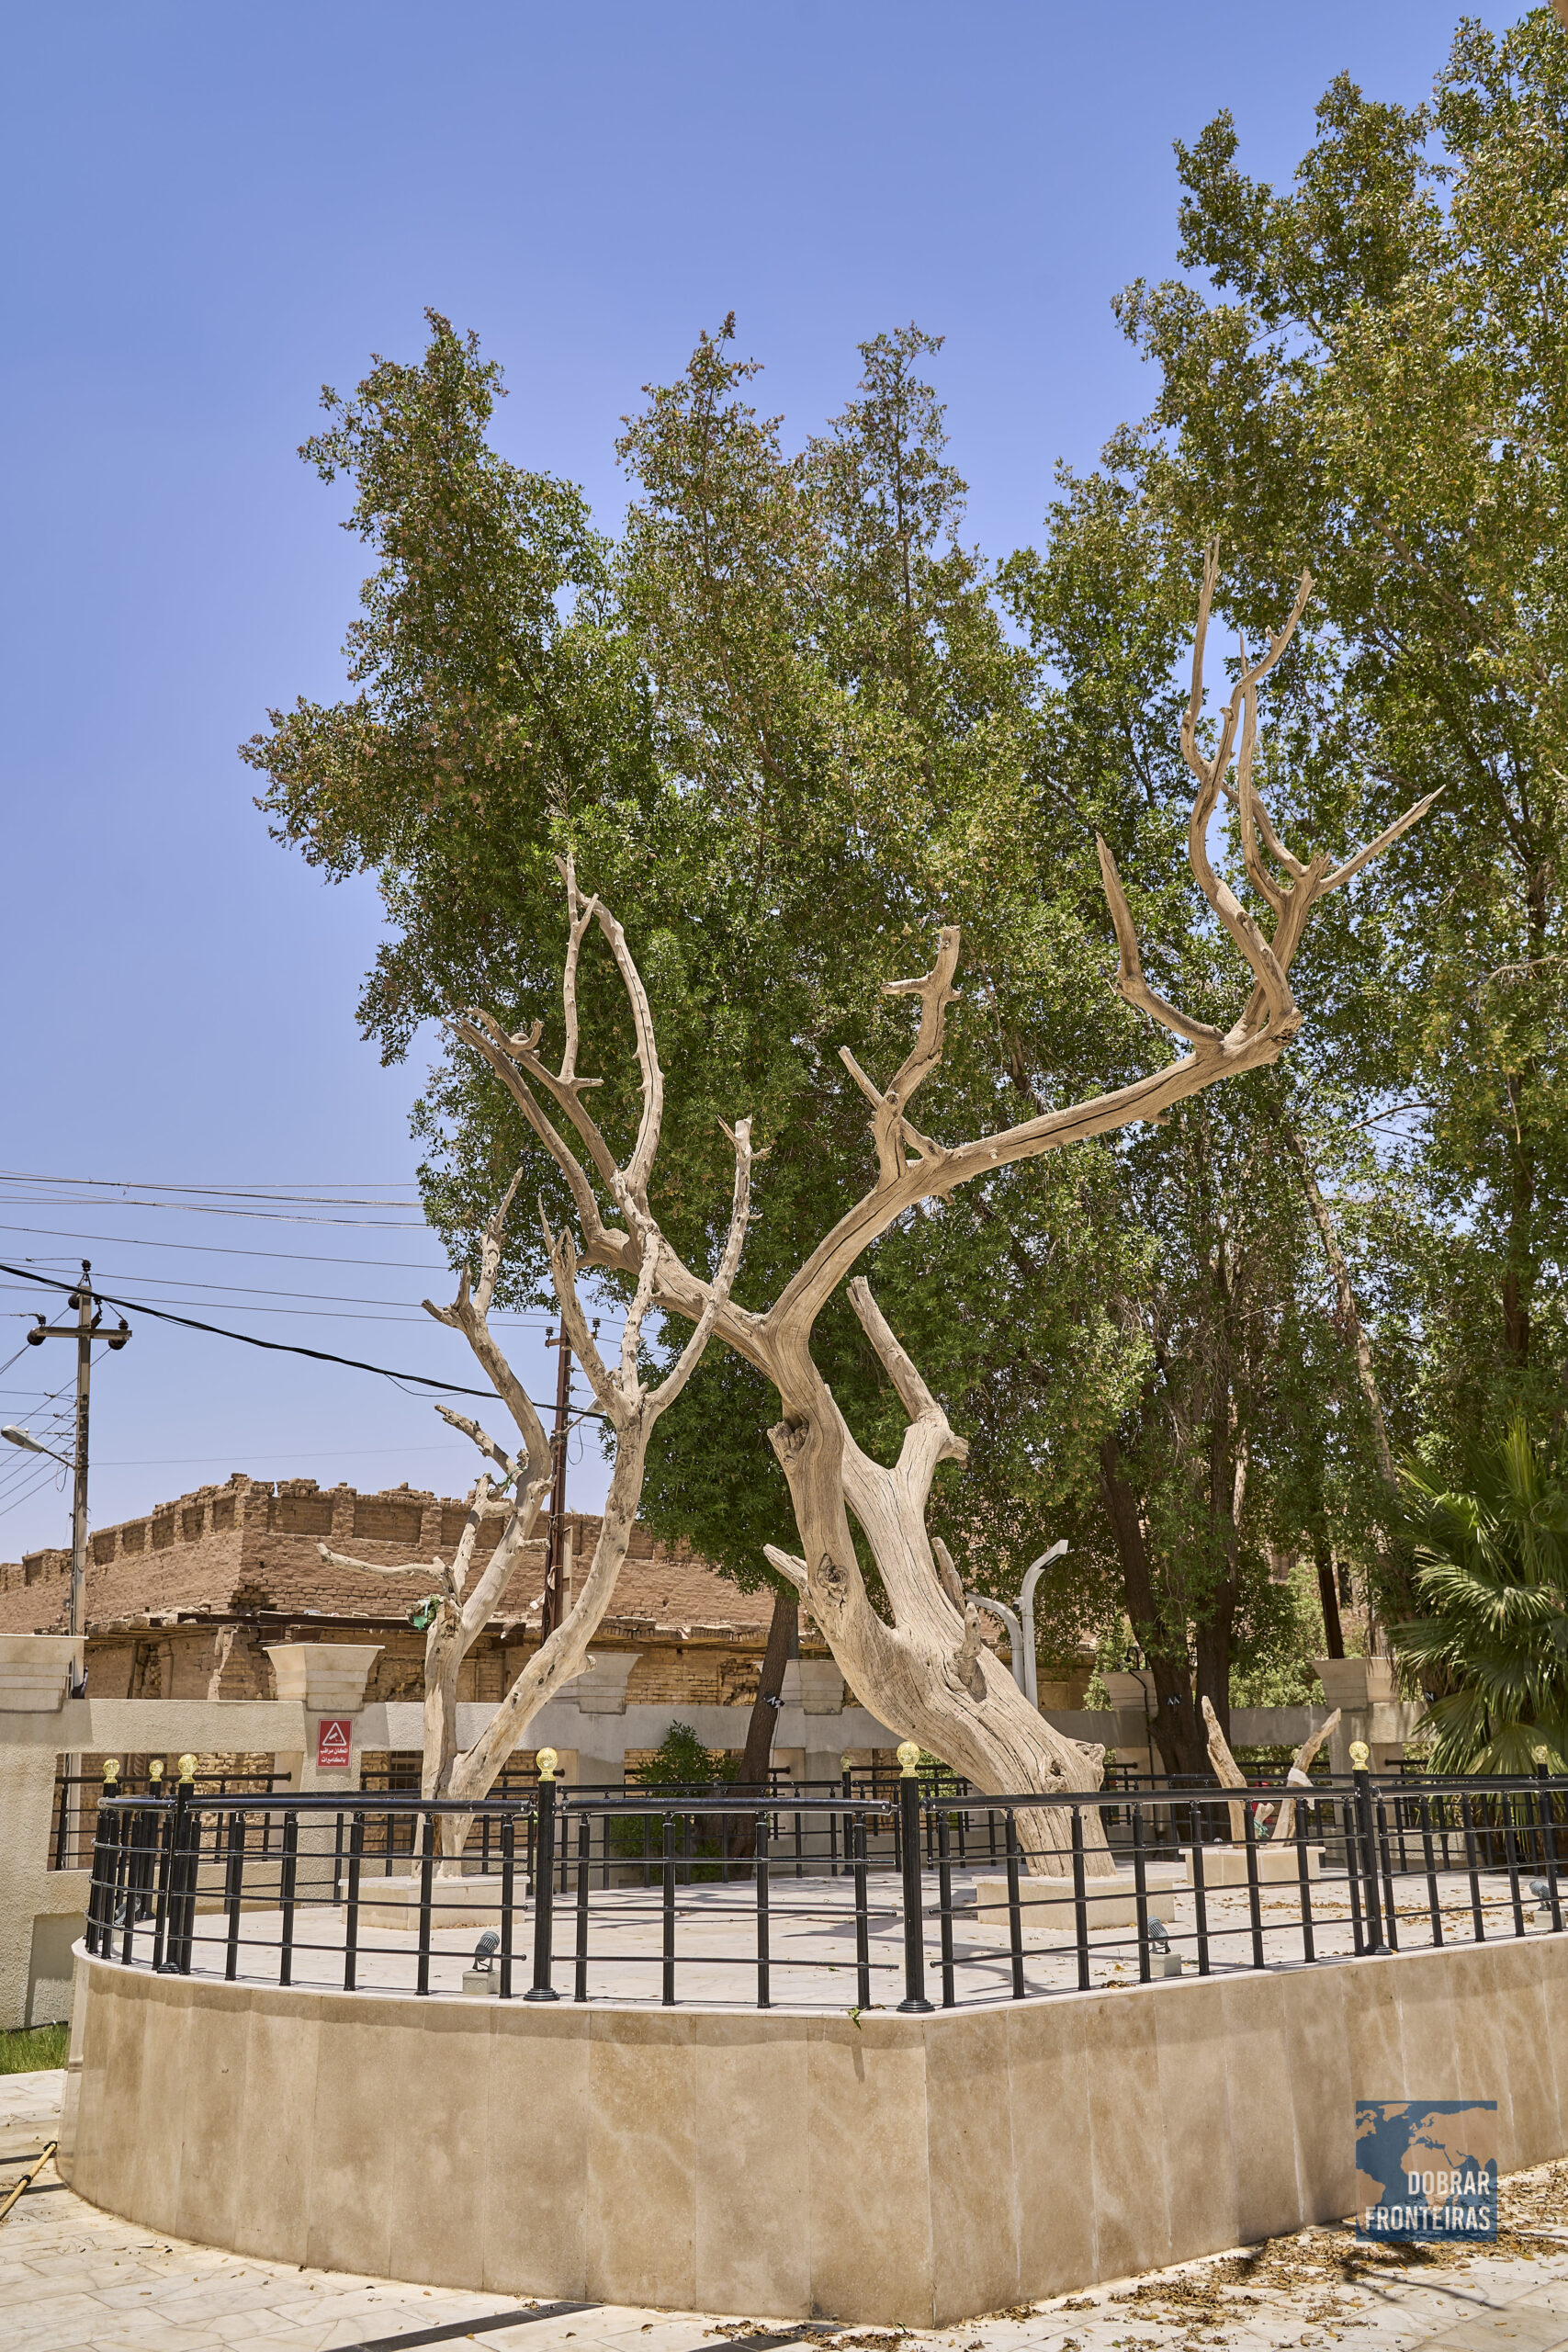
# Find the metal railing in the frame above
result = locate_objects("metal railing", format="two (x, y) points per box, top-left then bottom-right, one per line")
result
(50, 1765), (288, 1871)
(83, 1761), (1568, 2013)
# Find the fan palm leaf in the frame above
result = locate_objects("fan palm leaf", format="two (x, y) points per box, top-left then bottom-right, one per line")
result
(1395, 1417), (1568, 1775)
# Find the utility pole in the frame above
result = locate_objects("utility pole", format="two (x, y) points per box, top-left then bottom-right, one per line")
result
(539, 1326), (572, 1641)
(22, 1261), (131, 1672)
(539, 1317), (597, 1641)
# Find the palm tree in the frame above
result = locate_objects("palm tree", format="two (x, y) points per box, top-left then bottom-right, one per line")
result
(1396, 1418), (1568, 1775)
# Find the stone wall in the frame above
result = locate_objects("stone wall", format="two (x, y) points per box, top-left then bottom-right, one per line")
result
(62, 1934), (1568, 2323)
(0, 1475), (785, 1722)
(0, 1476), (775, 1646)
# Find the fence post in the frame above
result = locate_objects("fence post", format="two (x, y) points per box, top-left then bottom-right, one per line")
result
(278, 1809), (299, 1986)
(1537, 1760), (1563, 1932)
(937, 1808), (955, 2009)
(1419, 1794), (1443, 1948)
(1351, 1746), (1386, 1955)
(1188, 1801), (1210, 1977)
(223, 1808), (245, 1982)
(499, 1814), (516, 2000)
(85, 1762), (118, 1957)
(1003, 1808), (1025, 2002)
(416, 1810), (435, 1996)
(344, 1811), (365, 1992)
(1375, 1792), (1400, 1951)
(1242, 1797), (1266, 1970)
(852, 1813), (871, 2011)
(54, 1769), (73, 1873)
(896, 1743), (933, 2015)
(149, 1791), (175, 1973)
(525, 1751), (560, 2003)
(1070, 1806), (1091, 1991)
(1294, 1794), (1316, 1964)
(1503, 1802), (1528, 1938)
(661, 1811), (677, 2007)
(574, 1812), (591, 2004)
(171, 1756), (200, 1974)
(755, 1812), (772, 2009)
(1132, 1804), (1151, 1984)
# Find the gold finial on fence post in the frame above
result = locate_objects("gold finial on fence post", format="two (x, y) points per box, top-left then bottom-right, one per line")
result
(101, 1757), (119, 1786)
(536, 1747), (558, 1782)
(896, 1741), (921, 1778)
(177, 1753), (197, 1784)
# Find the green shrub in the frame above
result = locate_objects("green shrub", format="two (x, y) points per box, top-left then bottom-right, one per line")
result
(610, 1722), (738, 1870)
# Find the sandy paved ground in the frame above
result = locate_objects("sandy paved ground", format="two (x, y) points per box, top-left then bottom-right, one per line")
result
(5, 2068), (1568, 2352)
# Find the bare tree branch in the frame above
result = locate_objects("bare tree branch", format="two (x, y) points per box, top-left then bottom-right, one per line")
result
(316, 1540), (457, 1600)
(762, 1543), (809, 1594)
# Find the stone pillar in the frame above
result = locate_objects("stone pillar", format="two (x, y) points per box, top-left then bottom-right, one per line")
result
(0, 1636), (88, 2030)
(264, 1644), (382, 1897)
(790, 1659), (848, 1784)
(567, 1651), (639, 1786)
(1312, 1657), (1397, 1774)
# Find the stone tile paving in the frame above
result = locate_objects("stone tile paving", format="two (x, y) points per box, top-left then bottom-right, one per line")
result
(4, 2069), (1567, 2352)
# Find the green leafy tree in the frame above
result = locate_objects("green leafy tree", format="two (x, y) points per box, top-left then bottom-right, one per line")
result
(245, 310), (1421, 1792)
(1111, 6), (1568, 1471)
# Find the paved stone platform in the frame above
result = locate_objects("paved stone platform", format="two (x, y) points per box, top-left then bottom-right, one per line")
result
(6, 2067), (1568, 2352)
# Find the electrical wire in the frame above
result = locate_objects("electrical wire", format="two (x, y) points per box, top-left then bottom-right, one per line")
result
(0, 1361), (82, 1516)
(0, 1262), (611, 1422)
(0, 1220), (450, 1273)
(0, 1170), (422, 1204)
(0, 1197), (428, 1228)
(0, 1464), (67, 1523)
(0, 1227), (627, 1333)
(0, 1266), (614, 1332)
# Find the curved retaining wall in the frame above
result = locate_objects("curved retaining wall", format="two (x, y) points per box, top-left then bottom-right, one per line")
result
(61, 1938), (1568, 2326)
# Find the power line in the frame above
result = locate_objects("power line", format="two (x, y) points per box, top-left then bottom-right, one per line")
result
(0, 1219), (453, 1273)
(0, 1259), (623, 1331)
(0, 1169), (421, 1204)
(0, 1196), (428, 1228)
(0, 1263), (611, 1422)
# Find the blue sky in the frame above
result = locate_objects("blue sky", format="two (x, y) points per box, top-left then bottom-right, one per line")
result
(0, 1), (1518, 1557)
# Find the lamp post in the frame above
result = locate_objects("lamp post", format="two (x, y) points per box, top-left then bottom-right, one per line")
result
(965, 1538), (1067, 1707)
(5, 1261), (131, 1674)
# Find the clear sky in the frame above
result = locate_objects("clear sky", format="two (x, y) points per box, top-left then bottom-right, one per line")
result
(0, 1), (1517, 1559)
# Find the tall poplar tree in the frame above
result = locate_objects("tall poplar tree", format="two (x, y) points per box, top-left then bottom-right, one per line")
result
(1111, 6), (1568, 1462)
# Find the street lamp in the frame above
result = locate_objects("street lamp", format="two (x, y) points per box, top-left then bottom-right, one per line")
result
(965, 1538), (1068, 1708)
(2, 1426), (72, 1466)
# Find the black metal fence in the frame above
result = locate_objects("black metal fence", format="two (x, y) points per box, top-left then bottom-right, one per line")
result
(49, 1765), (289, 1871)
(84, 1763), (1568, 2014)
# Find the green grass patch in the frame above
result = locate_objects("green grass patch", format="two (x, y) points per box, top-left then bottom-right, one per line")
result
(0, 2021), (69, 2075)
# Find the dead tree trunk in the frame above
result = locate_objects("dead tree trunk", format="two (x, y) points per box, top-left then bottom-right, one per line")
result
(457, 547), (1433, 1875)
(319, 861), (753, 1863)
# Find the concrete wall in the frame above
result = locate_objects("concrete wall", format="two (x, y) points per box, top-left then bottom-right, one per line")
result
(0, 1695), (313, 2029)
(0, 1662), (899, 2028)
(61, 1935), (1568, 2324)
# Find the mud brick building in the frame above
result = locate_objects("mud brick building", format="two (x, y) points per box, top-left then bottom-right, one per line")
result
(0, 1473), (790, 1739)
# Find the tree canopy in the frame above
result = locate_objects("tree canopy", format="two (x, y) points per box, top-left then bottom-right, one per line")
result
(246, 8), (1568, 1761)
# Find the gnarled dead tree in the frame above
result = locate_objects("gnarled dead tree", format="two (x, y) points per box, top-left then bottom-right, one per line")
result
(318, 863), (752, 1861)
(457, 551), (1433, 1878)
